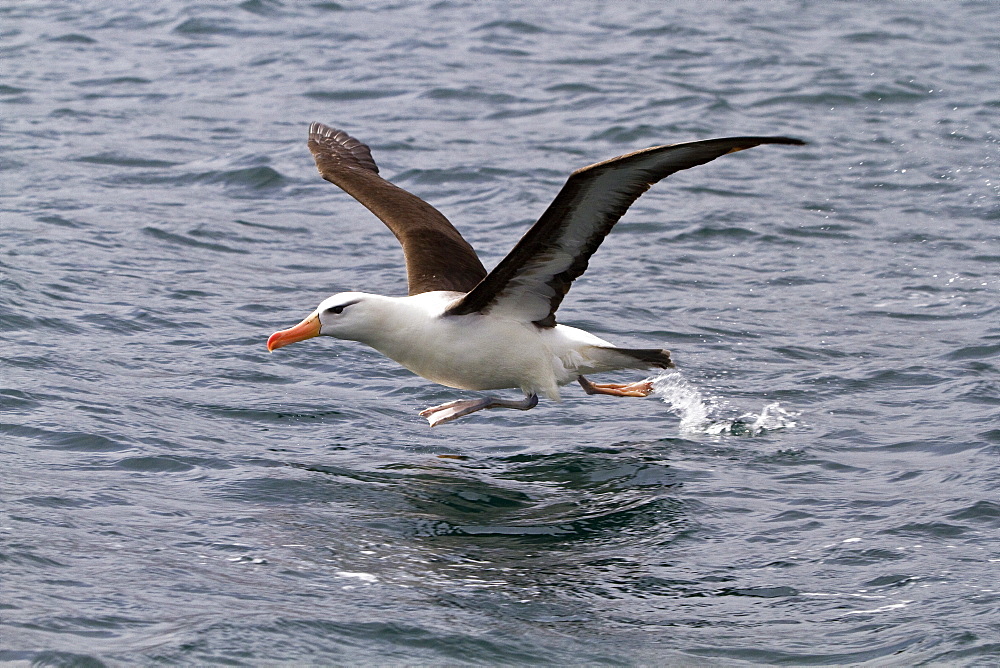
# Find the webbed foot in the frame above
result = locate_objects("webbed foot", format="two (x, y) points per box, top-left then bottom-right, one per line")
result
(578, 376), (653, 398)
(419, 394), (539, 427)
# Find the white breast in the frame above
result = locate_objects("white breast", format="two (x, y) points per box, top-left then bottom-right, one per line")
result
(344, 292), (622, 400)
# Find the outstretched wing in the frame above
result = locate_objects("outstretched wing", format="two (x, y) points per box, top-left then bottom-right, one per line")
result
(308, 122), (487, 295)
(445, 136), (805, 326)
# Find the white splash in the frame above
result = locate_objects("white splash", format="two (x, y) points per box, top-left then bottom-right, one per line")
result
(650, 370), (798, 436)
(650, 370), (711, 432)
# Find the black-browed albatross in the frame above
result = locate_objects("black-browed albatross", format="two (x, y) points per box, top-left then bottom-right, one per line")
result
(268, 123), (804, 426)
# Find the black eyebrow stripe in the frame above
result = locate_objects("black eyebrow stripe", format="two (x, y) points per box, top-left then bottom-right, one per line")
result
(326, 298), (361, 311)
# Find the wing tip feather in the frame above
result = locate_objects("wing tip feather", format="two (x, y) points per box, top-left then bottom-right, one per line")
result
(308, 121), (380, 174)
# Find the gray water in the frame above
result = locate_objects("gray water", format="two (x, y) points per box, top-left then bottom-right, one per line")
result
(3, 1), (999, 665)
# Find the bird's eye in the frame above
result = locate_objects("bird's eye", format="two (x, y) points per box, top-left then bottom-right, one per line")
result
(325, 305), (345, 315)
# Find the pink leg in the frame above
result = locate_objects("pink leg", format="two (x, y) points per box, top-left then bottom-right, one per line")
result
(578, 375), (653, 398)
(419, 393), (539, 427)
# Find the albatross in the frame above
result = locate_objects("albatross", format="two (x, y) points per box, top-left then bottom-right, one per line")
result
(267, 123), (804, 426)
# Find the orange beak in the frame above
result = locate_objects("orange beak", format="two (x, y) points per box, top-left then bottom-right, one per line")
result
(267, 312), (321, 352)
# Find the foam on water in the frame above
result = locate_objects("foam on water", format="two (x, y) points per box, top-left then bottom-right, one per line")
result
(650, 371), (798, 436)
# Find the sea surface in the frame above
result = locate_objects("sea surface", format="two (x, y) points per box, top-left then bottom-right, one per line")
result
(3, 1), (998, 665)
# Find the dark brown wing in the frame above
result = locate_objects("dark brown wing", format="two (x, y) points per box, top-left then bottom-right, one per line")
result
(308, 122), (487, 295)
(445, 136), (805, 326)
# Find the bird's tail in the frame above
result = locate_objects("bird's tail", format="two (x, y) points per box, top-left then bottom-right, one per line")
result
(613, 347), (674, 369)
(584, 346), (674, 372)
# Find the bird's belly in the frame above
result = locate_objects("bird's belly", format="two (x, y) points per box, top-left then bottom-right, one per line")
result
(374, 317), (557, 395)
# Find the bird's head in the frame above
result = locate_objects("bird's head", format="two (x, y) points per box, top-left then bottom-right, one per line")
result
(266, 292), (379, 351)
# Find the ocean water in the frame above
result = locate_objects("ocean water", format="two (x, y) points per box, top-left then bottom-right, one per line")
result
(3, 1), (998, 665)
